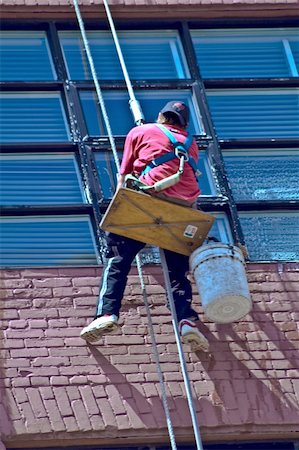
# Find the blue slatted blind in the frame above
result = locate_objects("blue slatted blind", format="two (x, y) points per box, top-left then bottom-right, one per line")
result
(206, 89), (299, 139)
(0, 93), (70, 143)
(59, 30), (189, 80)
(0, 154), (85, 205)
(240, 212), (299, 261)
(80, 90), (203, 136)
(0, 31), (56, 81)
(0, 216), (98, 267)
(223, 149), (299, 201)
(191, 28), (299, 78)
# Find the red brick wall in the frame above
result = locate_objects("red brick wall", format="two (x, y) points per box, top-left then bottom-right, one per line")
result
(1, 263), (299, 448)
(1, 0), (299, 21)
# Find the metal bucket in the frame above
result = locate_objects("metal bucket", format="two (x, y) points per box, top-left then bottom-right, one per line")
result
(189, 243), (252, 323)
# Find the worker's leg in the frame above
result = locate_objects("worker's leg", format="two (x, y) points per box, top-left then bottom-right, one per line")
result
(163, 249), (209, 352)
(163, 249), (198, 322)
(80, 232), (145, 342)
(95, 232), (145, 317)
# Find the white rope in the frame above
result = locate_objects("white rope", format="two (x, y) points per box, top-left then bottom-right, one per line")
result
(72, 0), (120, 172)
(72, 2), (177, 449)
(102, 0), (145, 126)
(136, 261), (178, 450)
(160, 249), (204, 450)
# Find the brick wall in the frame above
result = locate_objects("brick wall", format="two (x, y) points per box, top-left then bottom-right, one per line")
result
(1, 263), (299, 448)
(1, 0), (299, 20)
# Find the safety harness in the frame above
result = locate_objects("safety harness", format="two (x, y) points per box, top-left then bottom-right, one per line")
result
(125, 124), (201, 193)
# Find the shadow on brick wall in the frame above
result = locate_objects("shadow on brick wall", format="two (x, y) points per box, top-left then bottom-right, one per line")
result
(194, 300), (299, 427)
(0, 306), (12, 448)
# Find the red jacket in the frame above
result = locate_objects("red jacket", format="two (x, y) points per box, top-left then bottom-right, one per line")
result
(120, 123), (201, 204)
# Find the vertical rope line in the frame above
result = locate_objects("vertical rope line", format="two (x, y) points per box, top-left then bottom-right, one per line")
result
(73, 0), (120, 172)
(136, 260), (177, 450)
(160, 249), (204, 450)
(102, 0), (145, 125)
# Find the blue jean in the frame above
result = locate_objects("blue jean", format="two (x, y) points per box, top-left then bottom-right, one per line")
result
(95, 232), (199, 323)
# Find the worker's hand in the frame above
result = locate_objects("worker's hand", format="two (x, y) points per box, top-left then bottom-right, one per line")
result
(116, 173), (126, 190)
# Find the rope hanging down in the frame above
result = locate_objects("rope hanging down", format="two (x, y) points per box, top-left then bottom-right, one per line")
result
(72, 2), (177, 449)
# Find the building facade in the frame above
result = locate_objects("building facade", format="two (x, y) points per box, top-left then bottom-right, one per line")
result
(0, 0), (299, 449)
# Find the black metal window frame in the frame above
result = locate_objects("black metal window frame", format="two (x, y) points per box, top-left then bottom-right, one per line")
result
(1, 19), (298, 262)
(10, 439), (299, 450)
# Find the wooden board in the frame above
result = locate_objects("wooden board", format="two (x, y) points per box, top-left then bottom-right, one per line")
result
(100, 188), (215, 256)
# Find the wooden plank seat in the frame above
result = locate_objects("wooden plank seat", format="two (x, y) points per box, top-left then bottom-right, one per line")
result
(100, 188), (215, 256)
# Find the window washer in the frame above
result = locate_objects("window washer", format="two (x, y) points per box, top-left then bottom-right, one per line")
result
(80, 101), (209, 352)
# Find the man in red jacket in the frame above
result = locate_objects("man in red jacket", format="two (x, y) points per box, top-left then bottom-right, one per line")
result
(80, 101), (209, 352)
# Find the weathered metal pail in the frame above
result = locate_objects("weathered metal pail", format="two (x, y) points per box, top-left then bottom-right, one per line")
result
(189, 243), (252, 323)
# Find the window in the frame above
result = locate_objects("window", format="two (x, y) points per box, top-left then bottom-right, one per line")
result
(191, 27), (299, 261)
(191, 28), (299, 79)
(223, 149), (299, 201)
(1, 24), (298, 265)
(0, 153), (86, 205)
(94, 149), (216, 200)
(0, 92), (71, 142)
(239, 211), (299, 261)
(0, 31), (56, 81)
(79, 90), (204, 136)
(206, 89), (299, 139)
(0, 216), (99, 267)
(59, 30), (190, 80)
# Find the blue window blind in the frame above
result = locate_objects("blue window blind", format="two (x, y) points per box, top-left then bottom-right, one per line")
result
(240, 211), (299, 261)
(0, 92), (70, 143)
(191, 28), (299, 78)
(80, 90), (204, 136)
(94, 149), (216, 200)
(223, 149), (299, 201)
(0, 216), (99, 267)
(0, 31), (56, 81)
(59, 30), (190, 80)
(206, 89), (299, 139)
(0, 153), (85, 206)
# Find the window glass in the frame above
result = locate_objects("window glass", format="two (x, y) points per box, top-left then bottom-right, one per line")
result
(240, 211), (299, 261)
(0, 31), (56, 81)
(80, 90), (204, 136)
(206, 89), (299, 139)
(0, 216), (99, 267)
(0, 92), (70, 143)
(191, 28), (299, 78)
(59, 30), (190, 80)
(223, 149), (299, 201)
(207, 213), (233, 245)
(94, 149), (216, 200)
(94, 151), (120, 199)
(0, 153), (86, 205)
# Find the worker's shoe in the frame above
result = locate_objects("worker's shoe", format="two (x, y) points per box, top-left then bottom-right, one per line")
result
(80, 314), (119, 343)
(179, 319), (209, 352)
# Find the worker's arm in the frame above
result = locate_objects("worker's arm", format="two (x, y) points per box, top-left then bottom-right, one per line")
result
(119, 128), (138, 177)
